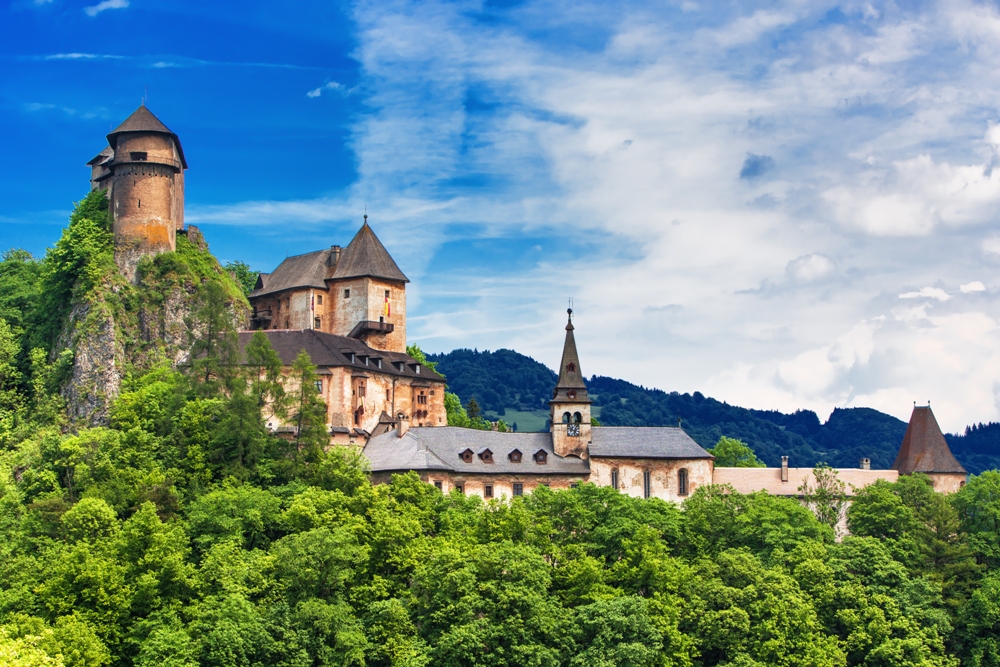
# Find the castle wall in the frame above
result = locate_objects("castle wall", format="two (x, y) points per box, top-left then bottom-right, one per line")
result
(925, 472), (968, 494)
(327, 277), (407, 351)
(589, 457), (713, 503)
(371, 471), (584, 498)
(711, 466), (900, 495)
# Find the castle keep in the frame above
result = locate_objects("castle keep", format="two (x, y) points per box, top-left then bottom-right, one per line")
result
(88, 105), (187, 281)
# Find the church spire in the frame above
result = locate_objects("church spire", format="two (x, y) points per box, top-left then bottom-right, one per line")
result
(550, 308), (592, 458)
(553, 308), (589, 397)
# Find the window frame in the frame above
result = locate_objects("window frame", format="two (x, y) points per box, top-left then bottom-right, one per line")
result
(512, 483), (523, 497)
(643, 470), (651, 499)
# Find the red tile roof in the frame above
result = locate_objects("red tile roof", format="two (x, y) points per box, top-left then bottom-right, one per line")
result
(892, 406), (966, 474)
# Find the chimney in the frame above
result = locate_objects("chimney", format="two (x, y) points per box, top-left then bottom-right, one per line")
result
(860, 457), (871, 470)
(781, 456), (789, 482)
(327, 245), (341, 267)
(397, 414), (409, 438)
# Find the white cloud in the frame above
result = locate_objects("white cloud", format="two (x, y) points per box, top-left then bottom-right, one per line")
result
(306, 81), (345, 98)
(84, 0), (128, 17)
(899, 287), (950, 301)
(961, 281), (986, 292)
(198, 0), (1000, 431)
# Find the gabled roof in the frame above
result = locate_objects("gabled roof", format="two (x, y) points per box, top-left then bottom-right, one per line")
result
(331, 220), (409, 283)
(892, 406), (966, 474)
(235, 330), (446, 382)
(248, 250), (329, 298)
(106, 105), (187, 168)
(364, 428), (590, 475)
(588, 427), (714, 460)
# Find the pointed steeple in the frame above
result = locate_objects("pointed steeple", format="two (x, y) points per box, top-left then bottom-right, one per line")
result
(892, 405), (966, 474)
(551, 308), (590, 402)
(331, 218), (409, 283)
(106, 105), (186, 168)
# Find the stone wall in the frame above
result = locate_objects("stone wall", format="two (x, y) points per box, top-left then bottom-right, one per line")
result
(589, 457), (714, 503)
(712, 466), (900, 496)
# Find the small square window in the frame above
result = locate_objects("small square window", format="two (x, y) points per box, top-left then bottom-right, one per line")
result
(455, 484), (464, 494)
(484, 484), (493, 498)
(344, 289), (350, 298)
(434, 480), (442, 490)
(513, 483), (523, 497)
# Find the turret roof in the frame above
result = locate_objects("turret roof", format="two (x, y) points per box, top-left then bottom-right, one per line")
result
(106, 105), (187, 168)
(892, 405), (966, 474)
(331, 219), (409, 283)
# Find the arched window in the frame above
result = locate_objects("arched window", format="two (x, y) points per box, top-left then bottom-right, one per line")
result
(567, 363), (576, 373)
(573, 412), (582, 424)
(678, 469), (689, 496)
(567, 390), (576, 399)
(562, 412), (571, 423)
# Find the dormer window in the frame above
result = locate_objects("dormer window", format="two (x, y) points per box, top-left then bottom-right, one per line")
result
(364, 356), (369, 366)
(509, 449), (522, 463)
(479, 449), (494, 463)
(533, 450), (548, 464)
(415, 365), (421, 374)
(568, 390), (576, 399)
(349, 353), (355, 363)
(460, 449), (474, 463)
(375, 358), (382, 369)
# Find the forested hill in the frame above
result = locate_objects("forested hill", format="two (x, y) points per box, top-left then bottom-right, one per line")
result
(428, 348), (1000, 474)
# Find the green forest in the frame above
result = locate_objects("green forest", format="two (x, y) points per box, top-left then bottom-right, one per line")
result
(429, 349), (1000, 474)
(3, 196), (1000, 667)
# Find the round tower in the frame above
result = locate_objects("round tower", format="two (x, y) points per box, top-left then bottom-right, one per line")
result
(104, 105), (187, 281)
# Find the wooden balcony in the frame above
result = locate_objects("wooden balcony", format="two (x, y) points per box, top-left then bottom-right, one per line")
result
(348, 320), (395, 339)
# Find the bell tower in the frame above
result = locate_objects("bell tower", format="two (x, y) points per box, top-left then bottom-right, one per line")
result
(550, 308), (592, 458)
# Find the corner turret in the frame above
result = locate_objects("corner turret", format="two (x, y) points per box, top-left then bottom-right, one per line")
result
(892, 405), (968, 493)
(550, 308), (592, 458)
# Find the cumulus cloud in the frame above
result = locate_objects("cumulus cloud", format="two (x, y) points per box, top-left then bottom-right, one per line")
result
(899, 287), (951, 301)
(786, 254), (834, 282)
(84, 0), (127, 17)
(306, 81), (345, 98)
(961, 281), (986, 292)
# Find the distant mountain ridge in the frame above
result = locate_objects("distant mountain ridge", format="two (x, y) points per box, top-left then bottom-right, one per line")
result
(427, 348), (1000, 474)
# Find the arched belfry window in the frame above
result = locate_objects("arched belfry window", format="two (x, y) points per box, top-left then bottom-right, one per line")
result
(562, 412), (571, 423)
(678, 469), (689, 496)
(567, 363), (576, 373)
(573, 412), (582, 424)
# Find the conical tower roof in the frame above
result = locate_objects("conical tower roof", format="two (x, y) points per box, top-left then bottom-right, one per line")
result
(892, 405), (966, 474)
(550, 309), (590, 404)
(106, 105), (187, 168)
(331, 217), (409, 283)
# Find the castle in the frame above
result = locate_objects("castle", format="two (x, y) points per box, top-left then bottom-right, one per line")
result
(88, 107), (970, 500)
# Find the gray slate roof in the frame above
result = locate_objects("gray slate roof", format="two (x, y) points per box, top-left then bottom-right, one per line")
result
(249, 250), (329, 298)
(365, 427), (591, 475)
(236, 330), (446, 382)
(332, 222), (409, 283)
(589, 427), (713, 460)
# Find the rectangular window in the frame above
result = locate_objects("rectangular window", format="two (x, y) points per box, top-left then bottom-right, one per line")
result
(314, 317), (321, 329)
(434, 480), (442, 490)
(385, 290), (390, 298)
(417, 393), (427, 405)
(611, 469), (619, 490)
(678, 469), (689, 496)
(513, 483), (523, 497)
(455, 484), (463, 494)
(484, 484), (493, 498)
(314, 380), (322, 393)
(643, 470), (651, 499)
(570, 483), (579, 489)
(130, 151), (148, 161)
(344, 289), (350, 298)
(316, 294), (323, 305)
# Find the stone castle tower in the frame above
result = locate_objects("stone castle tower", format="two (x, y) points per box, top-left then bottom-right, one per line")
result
(550, 308), (592, 458)
(87, 105), (187, 280)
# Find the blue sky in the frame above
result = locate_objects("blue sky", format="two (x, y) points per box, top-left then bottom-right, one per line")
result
(4, 0), (1000, 430)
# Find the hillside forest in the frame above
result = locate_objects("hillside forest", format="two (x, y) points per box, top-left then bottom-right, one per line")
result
(2, 195), (1000, 667)
(428, 349), (1000, 474)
